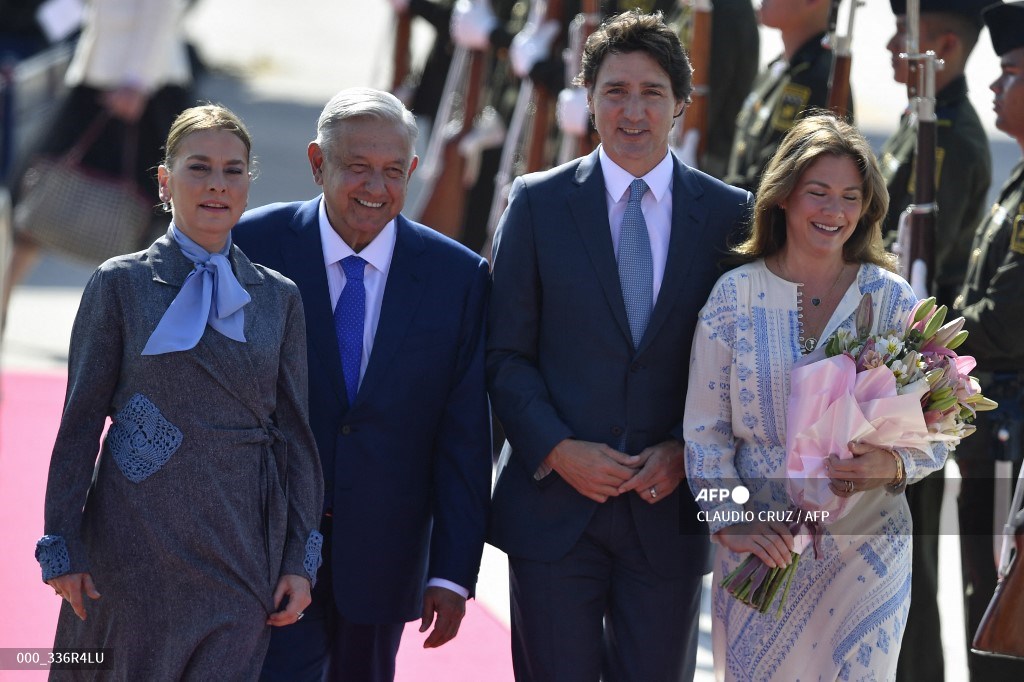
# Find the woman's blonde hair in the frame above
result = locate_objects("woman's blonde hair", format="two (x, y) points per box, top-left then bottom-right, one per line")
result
(734, 110), (895, 271)
(163, 104), (254, 171)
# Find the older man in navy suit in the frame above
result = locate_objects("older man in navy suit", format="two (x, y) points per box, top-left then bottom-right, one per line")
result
(234, 88), (491, 682)
(487, 10), (752, 681)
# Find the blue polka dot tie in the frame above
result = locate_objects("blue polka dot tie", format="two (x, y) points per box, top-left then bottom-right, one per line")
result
(618, 178), (653, 349)
(335, 256), (366, 405)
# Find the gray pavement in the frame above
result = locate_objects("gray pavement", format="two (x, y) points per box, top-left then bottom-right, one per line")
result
(5, 1), (1020, 678)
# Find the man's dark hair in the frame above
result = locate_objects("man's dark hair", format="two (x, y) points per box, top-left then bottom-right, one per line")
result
(575, 9), (692, 103)
(927, 11), (982, 61)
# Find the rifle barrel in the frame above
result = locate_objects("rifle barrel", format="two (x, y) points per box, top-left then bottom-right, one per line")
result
(392, 11), (411, 92)
(901, 0), (939, 297)
(675, 0), (712, 163)
(826, 55), (852, 117)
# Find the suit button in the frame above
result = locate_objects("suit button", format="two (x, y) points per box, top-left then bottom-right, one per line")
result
(340, 425), (352, 435)
(630, 361), (644, 372)
(611, 426), (624, 437)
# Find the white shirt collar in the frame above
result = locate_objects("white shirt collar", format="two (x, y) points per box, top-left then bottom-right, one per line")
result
(317, 195), (396, 276)
(598, 147), (674, 204)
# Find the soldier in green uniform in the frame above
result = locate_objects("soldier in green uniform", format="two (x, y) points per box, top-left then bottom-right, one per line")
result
(703, 0), (759, 179)
(953, 3), (1024, 679)
(879, 4), (993, 681)
(880, 0), (991, 308)
(724, 0), (838, 192)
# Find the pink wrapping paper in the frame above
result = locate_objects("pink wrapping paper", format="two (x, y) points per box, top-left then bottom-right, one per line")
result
(786, 354), (930, 522)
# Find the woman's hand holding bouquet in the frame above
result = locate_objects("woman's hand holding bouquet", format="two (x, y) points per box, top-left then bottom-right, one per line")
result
(722, 296), (996, 615)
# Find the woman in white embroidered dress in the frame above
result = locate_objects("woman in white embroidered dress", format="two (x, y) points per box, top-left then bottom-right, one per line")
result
(684, 113), (947, 681)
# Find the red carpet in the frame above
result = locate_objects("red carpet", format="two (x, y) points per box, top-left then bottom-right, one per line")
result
(0, 371), (66, 681)
(0, 370), (512, 681)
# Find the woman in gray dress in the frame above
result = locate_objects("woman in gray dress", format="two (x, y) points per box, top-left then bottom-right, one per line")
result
(34, 104), (324, 680)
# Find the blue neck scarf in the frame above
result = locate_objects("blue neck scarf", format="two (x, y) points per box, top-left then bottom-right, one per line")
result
(142, 224), (251, 355)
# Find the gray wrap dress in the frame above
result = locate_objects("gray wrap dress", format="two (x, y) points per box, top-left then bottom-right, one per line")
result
(37, 234), (324, 680)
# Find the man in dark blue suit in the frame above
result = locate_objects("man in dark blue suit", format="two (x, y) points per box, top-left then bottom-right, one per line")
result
(487, 11), (751, 681)
(234, 87), (492, 682)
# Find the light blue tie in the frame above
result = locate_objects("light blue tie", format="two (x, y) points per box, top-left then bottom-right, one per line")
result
(618, 178), (653, 349)
(142, 225), (251, 355)
(335, 256), (367, 405)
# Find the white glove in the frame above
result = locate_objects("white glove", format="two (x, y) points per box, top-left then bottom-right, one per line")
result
(386, 0), (409, 11)
(509, 19), (560, 78)
(556, 87), (590, 137)
(450, 0), (497, 50)
(458, 107), (507, 185)
(674, 128), (700, 168)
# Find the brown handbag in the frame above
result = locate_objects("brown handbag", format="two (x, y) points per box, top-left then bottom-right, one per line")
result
(972, 507), (1024, 659)
(15, 113), (154, 263)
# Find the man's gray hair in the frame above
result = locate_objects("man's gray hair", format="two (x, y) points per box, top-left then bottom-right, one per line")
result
(315, 87), (418, 157)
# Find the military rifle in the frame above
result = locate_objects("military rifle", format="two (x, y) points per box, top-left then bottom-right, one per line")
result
(821, 0), (841, 103)
(524, 0), (564, 173)
(555, 0), (600, 165)
(825, 0), (861, 118)
(674, 0), (712, 165)
(896, 0), (940, 299)
(414, 45), (486, 240)
(392, 8), (412, 92)
(483, 0), (564, 253)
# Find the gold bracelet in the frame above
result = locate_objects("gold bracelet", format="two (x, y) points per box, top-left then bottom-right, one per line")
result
(887, 449), (905, 488)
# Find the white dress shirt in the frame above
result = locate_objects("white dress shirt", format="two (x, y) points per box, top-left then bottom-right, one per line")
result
(534, 149), (675, 481)
(318, 198), (395, 388)
(598, 146), (674, 305)
(316, 197), (468, 599)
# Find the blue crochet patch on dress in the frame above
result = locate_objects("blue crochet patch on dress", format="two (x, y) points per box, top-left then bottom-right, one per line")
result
(35, 535), (71, 581)
(107, 393), (183, 483)
(304, 530), (324, 586)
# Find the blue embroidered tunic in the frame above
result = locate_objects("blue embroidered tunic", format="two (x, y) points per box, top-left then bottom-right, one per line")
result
(684, 261), (947, 681)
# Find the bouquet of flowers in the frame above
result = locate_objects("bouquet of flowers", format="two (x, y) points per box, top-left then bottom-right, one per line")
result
(722, 295), (996, 616)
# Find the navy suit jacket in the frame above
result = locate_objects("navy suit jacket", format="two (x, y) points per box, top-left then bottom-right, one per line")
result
(234, 200), (492, 623)
(487, 151), (751, 578)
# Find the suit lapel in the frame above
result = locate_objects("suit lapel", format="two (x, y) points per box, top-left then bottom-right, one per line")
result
(638, 157), (709, 353)
(355, 215), (427, 407)
(280, 200), (348, 408)
(569, 151), (633, 347)
(147, 232), (193, 288)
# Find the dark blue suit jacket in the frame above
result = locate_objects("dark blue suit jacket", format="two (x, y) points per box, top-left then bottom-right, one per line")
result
(234, 200), (492, 623)
(487, 151), (751, 578)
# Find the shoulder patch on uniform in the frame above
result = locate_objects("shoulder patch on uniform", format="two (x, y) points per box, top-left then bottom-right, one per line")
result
(771, 83), (811, 132)
(881, 152), (900, 178)
(1011, 202), (1024, 255)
